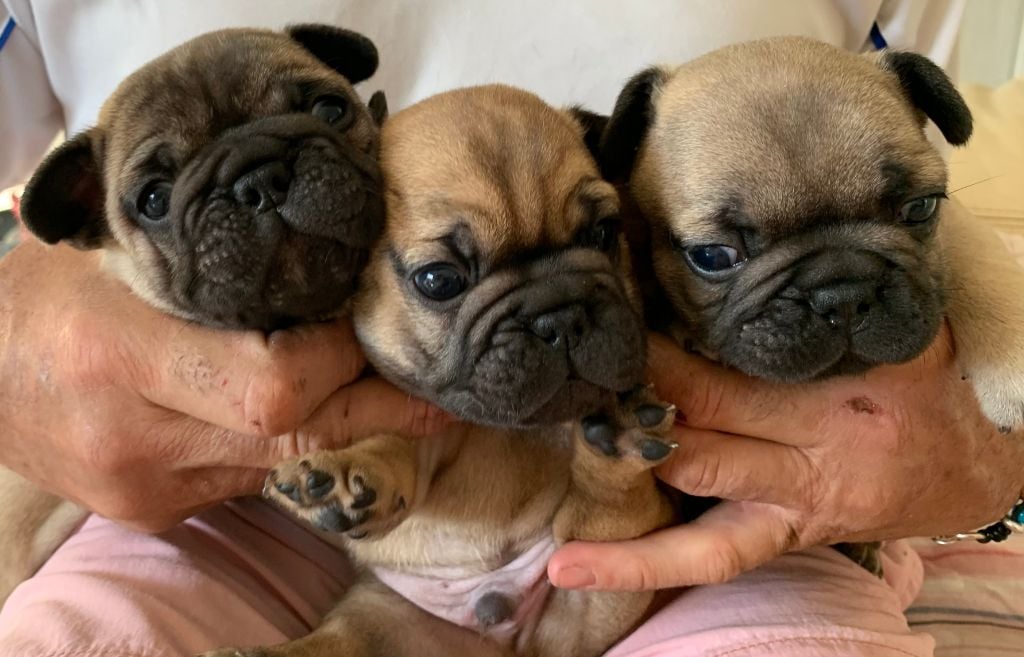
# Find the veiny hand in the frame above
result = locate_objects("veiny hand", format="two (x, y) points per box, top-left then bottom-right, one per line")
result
(550, 324), (1024, 590)
(0, 241), (448, 531)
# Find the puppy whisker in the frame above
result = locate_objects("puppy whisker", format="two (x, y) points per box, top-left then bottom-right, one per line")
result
(949, 174), (1005, 195)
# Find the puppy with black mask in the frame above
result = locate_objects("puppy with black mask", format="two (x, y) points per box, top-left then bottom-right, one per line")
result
(599, 36), (1024, 431)
(0, 23), (389, 602)
(593, 36), (1024, 573)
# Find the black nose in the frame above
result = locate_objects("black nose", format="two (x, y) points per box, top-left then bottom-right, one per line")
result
(808, 281), (877, 328)
(233, 161), (292, 212)
(530, 305), (589, 349)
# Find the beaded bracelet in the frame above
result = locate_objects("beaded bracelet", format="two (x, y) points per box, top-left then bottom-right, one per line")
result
(933, 498), (1024, 544)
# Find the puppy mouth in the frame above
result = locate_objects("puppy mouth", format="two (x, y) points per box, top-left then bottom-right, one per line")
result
(187, 233), (371, 330)
(716, 273), (942, 382)
(450, 368), (613, 429)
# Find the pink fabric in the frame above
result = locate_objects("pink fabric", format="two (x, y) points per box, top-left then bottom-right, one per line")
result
(905, 537), (1024, 657)
(0, 499), (935, 657)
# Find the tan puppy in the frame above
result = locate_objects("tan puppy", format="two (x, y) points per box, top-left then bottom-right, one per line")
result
(598, 37), (1024, 433)
(202, 86), (677, 657)
(1, 24), (389, 602)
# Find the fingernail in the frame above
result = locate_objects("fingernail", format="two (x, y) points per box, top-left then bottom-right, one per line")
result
(553, 565), (596, 589)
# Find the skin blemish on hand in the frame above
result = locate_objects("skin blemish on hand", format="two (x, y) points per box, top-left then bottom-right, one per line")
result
(170, 349), (218, 394)
(845, 396), (880, 415)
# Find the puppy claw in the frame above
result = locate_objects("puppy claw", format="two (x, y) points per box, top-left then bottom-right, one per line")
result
(640, 438), (677, 462)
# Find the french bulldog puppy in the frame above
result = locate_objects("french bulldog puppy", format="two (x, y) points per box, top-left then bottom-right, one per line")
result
(599, 36), (1024, 432)
(202, 85), (677, 657)
(0, 24), (389, 602)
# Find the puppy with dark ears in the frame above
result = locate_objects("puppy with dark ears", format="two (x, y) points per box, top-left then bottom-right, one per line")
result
(0, 24), (389, 603)
(21, 24), (388, 330)
(597, 36), (1024, 432)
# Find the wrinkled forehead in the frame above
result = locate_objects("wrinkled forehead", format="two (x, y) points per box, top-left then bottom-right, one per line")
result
(100, 31), (350, 171)
(655, 61), (947, 235)
(382, 89), (617, 263)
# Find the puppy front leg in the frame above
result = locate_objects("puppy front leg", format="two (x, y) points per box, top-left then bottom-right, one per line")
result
(940, 199), (1024, 430)
(555, 385), (677, 543)
(532, 386), (677, 657)
(200, 576), (513, 657)
(263, 434), (419, 539)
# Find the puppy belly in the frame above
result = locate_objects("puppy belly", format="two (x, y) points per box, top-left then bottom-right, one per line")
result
(370, 533), (555, 650)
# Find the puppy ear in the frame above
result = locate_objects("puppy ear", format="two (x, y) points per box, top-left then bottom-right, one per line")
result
(601, 67), (668, 182)
(286, 24), (379, 84)
(368, 90), (389, 125)
(878, 51), (973, 146)
(566, 106), (608, 162)
(19, 130), (109, 250)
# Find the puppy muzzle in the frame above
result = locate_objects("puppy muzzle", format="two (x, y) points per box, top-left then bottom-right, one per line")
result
(164, 114), (384, 329)
(709, 227), (943, 381)
(439, 250), (645, 427)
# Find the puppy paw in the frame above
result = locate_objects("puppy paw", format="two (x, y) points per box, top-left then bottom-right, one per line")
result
(265, 449), (413, 540)
(580, 384), (678, 466)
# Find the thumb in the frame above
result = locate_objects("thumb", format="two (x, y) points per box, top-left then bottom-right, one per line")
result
(279, 376), (453, 454)
(548, 501), (802, 590)
(169, 378), (451, 485)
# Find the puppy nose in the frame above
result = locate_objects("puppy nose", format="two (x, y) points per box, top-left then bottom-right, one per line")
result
(233, 161), (292, 212)
(530, 305), (589, 349)
(808, 281), (877, 328)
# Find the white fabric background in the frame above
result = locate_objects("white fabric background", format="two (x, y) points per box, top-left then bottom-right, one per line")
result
(0, 0), (966, 190)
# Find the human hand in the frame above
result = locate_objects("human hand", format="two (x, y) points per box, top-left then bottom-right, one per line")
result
(549, 323), (1024, 590)
(0, 242), (448, 532)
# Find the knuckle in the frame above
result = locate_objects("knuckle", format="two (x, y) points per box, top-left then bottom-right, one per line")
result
(670, 448), (724, 497)
(406, 400), (447, 437)
(791, 450), (825, 512)
(632, 562), (660, 591)
(241, 364), (305, 437)
(683, 383), (727, 427)
(699, 537), (746, 584)
(614, 558), (661, 591)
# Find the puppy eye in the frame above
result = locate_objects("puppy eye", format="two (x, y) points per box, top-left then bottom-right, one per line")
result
(137, 181), (172, 221)
(685, 245), (745, 274)
(584, 216), (621, 253)
(413, 263), (468, 301)
(897, 195), (941, 225)
(311, 95), (352, 129)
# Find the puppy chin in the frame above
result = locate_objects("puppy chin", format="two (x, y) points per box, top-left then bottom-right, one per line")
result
(716, 295), (942, 382)
(441, 379), (615, 429)
(179, 238), (369, 330)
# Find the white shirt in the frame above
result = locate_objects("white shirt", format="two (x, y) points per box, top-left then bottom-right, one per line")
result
(0, 0), (965, 190)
